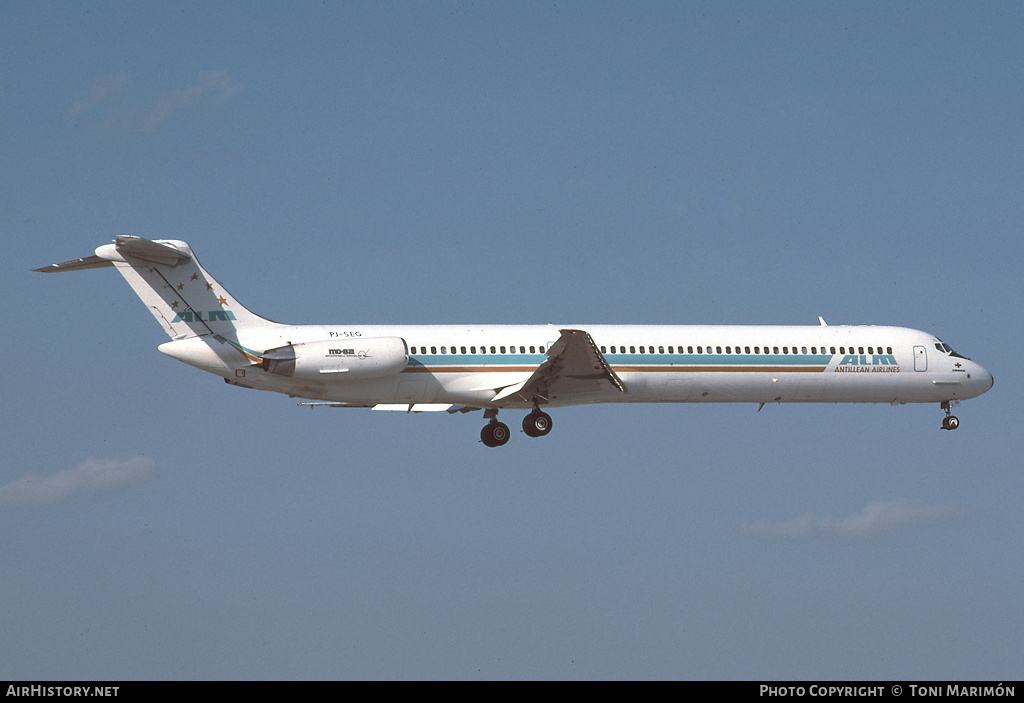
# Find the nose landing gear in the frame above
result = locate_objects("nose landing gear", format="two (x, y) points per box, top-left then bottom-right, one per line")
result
(941, 401), (960, 430)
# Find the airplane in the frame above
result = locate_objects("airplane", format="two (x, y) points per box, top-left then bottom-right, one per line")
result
(36, 236), (994, 447)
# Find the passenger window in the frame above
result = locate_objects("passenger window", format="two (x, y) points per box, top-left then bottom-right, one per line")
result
(630, 346), (636, 354)
(716, 346), (722, 354)
(659, 346), (665, 354)
(667, 346), (674, 354)
(858, 347), (864, 354)
(688, 346), (694, 354)
(430, 346), (437, 354)
(802, 346), (808, 354)
(887, 347), (893, 354)
(530, 346), (536, 353)
(490, 346), (496, 354)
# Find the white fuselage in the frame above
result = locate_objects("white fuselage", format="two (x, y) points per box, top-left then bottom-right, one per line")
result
(163, 323), (994, 410)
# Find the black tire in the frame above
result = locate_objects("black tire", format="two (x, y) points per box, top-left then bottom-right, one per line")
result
(523, 410), (553, 437)
(947, 415), (959, 430)
(481, 421), (510, 447)
(490, 421), (510, 446)
(481, 423), (497, 447)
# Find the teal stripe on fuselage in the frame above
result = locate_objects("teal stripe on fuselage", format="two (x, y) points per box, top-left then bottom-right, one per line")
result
(407, 353), (833, 368)
(619, 353), (833, 366)
(409, 354), (542, 367)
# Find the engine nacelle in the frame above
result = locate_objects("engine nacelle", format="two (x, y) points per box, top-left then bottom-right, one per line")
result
(261, 336), (408, 380)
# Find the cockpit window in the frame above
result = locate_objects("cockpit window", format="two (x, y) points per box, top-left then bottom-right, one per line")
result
(936, 340), (969, 359)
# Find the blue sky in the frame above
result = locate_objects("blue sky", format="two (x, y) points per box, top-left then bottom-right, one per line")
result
(2, 1), (1021, 679)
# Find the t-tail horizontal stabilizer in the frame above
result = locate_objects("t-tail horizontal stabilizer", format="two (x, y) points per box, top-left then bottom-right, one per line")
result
(35, 235), (280, 341)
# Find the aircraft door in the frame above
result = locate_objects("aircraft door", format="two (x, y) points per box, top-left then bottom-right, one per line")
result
(913, 345), (927, 372)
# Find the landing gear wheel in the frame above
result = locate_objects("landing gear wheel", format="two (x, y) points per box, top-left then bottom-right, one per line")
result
(481, 421), (511, 447)
(522, 410), (553, 438)
(940, 401), (961, 431)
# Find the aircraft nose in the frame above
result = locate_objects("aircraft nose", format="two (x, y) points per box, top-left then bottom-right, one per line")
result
(974, 364), (994, 395)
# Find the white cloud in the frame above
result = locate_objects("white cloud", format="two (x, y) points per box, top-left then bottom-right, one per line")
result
(67, 72), (129, 120)
(0, 456), (157, 509)
(741, 499), (965, 539)
(141, 70), (244, 130)
(67, 70), (243, 130)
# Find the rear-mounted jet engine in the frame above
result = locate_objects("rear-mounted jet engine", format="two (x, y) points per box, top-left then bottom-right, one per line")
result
(261, 337), (408, 380)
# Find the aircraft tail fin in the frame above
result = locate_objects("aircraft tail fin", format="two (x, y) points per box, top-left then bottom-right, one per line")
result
(36, 236), (280, 339)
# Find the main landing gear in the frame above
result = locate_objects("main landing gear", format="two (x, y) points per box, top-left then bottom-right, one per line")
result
(941, 401), (960, 431)
(522, 408), (553, 438)
(480, 419), (511, 447)
(480, 408), (553, 447)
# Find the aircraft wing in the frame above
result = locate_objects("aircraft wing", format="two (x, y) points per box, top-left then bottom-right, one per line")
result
(494, 328), (627, 404)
